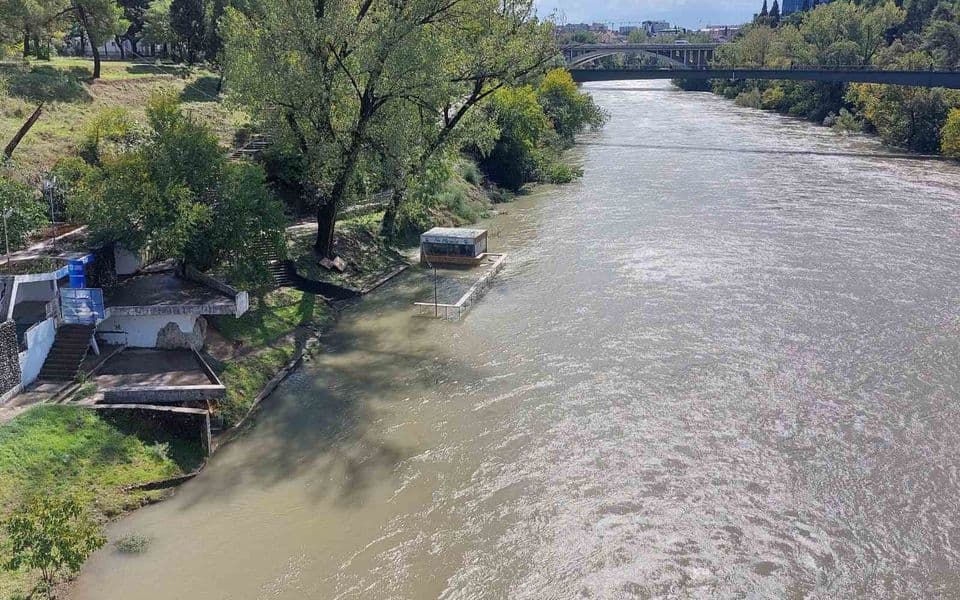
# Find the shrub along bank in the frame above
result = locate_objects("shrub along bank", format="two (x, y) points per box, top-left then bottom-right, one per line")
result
(0, 405), (204, 598)
(688, 0), (960, 156)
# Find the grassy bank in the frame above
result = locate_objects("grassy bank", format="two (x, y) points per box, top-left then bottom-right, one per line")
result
(209, 288), (332, 427)
(0, 405), (204, 597)
(0, 58), (245, 182)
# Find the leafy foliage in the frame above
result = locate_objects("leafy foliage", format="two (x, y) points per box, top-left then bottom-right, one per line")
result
(2, 495), (105, 598)
(941, 108), (960, 157)
(222, 0), (556, 253)
(0, 177), (48, 252)
(478, 71), (603, 191)
(68, 90), (284, 288)
(706, 0), (960, 154)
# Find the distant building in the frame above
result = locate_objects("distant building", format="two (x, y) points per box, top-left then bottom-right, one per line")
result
(618, 25), (640, 35)
(782, 0), (834, 15)
(699, 25), (742, 42)
(642, 20), (672, 35)
(558, 23), (591, 33)
(782, 0), (804, 14)
(652, 27), (685, 37)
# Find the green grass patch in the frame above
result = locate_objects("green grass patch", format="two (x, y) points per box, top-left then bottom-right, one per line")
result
(0, 405), (203, 597)
(218, 345), (296, 427)
(210, 288), (330, 427)
(212, 288), (329, 347)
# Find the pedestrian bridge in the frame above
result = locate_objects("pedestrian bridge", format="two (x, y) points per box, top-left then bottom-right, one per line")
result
(569, 67), (960, 89)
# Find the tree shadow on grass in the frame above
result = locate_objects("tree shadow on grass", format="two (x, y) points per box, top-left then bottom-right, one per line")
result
(100, 411), (206, 473)
(179, 76), (221, 103)
(125, 63), (191, 78)
(0, 64), (92, 104)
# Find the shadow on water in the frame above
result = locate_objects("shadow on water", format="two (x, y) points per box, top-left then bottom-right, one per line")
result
(582, 141), (948, 161)
(177, 273), (479, 508)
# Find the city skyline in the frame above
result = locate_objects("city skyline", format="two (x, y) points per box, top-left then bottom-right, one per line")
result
(534, 0), (762, 28)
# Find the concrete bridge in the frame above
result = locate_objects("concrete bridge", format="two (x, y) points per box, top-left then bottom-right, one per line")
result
(569, 67), (960, 89)
(562, 43), (720, 69)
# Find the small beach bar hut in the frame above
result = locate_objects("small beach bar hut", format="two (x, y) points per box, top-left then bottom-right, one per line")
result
(420, 227), (488, 266)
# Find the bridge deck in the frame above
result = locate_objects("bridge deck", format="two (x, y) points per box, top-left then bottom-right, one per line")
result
(570, 68), (960, 89)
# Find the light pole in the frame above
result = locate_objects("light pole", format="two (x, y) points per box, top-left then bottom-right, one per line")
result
(420, 240), (439, 318)
(3, 207), (12, 265)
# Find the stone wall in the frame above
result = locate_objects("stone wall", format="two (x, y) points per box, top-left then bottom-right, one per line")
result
(0, 320), (23, 400)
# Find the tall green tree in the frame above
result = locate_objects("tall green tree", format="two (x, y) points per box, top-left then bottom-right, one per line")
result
(169, 0), (204, 62)
(69, 91), (284, 284)
(223, 0), (556, 257)
(142, 0), (175, 56)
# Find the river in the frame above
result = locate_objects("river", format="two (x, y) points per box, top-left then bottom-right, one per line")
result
(71, 81), (960, 599)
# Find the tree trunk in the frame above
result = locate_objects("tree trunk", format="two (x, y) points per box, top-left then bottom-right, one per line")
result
(315, 200), (338, 257)
(78, 27), (86, 56)
(4, 102), (43, 159)
(91, 42), (101, 78)
(23, 28), (29, 57)
(115, 35), (125, 59)
(314, 123), (368, 256)
(379, 187), (405, 240)
(76, 5), (101, 79)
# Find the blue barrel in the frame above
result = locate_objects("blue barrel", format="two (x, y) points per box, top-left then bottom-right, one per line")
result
(68, 260), (86, 288)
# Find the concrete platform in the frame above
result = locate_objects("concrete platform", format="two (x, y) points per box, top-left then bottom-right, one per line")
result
(93, 349), (214, 388)
(91, 348), (225, 405)
(106, 271), (232, 309)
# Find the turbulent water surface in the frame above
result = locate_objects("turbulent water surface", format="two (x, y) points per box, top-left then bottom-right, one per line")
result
(72, 81), (960, 599)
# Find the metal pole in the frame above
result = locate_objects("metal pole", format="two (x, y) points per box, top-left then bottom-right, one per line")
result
(3, 210), (9, 264)
(434, 265), (438, 318)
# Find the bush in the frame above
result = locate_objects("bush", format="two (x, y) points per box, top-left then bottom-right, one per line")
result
(114, 533), (152, 553)
(761, 86), (785, 110)
(833, 108), (864, 132)
(79, 107), (140, 164)
(537, 156), (582, 184)
(734, 88), (762, 109)
(537, 68), (607, 146)
(0, 178), (49, 251)
(941, 108), (960, 158)
(70, 91), (285, 277)
(458, 161), (483, 186)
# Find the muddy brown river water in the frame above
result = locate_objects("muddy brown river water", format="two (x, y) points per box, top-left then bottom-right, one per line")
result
(71, 81), (960, 599)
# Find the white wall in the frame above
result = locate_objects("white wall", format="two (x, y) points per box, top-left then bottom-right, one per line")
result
(97, 314), (197, 348)
(114, 245), (142, 276)
(18, 318), (56, 386)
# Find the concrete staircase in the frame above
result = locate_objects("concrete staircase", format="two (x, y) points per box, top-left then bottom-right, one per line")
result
(38, 324), (94, 381)
(227, 134), (271, 162)
(266, 260), (294, 288)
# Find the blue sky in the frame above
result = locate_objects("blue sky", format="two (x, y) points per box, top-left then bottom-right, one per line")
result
(534, 0), (761, 28)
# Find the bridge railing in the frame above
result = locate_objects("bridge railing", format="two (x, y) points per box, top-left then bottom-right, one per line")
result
(571, 64), (960, 73)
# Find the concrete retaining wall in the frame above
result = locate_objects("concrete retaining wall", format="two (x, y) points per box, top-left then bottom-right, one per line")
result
(18, 317), (55, 386)
(101, 384), (225, 404)
(0, 320), (22, 402)
(91, 404), (212, 456)
(97, 314), (200, 348)
(114, 245), (142, 276)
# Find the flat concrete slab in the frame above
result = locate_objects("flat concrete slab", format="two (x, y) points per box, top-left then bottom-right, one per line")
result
(106, 271), (232, 309)
(93, 349), (215, 388)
